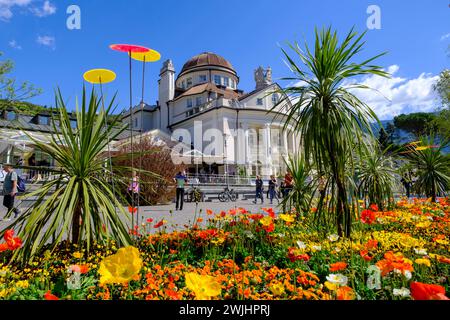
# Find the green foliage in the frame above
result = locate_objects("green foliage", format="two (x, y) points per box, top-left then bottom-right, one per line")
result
(356, 141), (398, 210)
(280, 154), (315, 216)
(406, 135), (450, 202)
(393, 112), (437, 138)
(1, 87), (132, 263)
(272, 26), (389, 237)
(0, 52), (41, 101)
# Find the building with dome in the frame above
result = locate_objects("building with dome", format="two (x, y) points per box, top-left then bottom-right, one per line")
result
(122, 52), (300, 177)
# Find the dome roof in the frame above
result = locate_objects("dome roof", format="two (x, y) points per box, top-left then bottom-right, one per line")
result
(179, 52), (236, 76)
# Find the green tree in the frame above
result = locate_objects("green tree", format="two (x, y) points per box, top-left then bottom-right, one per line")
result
(2, 87), (132, 263)
(0, 52), (41, 101)
(406, 135), (450, 202)
(433, 69), (450, 138)
(393, 112), (437, 139)
(274, 27), (388, 237)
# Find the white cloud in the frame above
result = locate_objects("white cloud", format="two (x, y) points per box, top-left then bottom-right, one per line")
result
(347, 65), (439, 120)
(8, 39), (22, 49)
(441, 33), (450, 41)
(0, 0), (32, 21)
(30, 0), (55, 17)
(36, 35), (55, 49)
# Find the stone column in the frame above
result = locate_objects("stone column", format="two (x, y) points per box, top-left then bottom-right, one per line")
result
(264, 123), (272, 176)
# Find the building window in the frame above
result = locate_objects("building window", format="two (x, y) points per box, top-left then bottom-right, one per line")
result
(134, 118), (138, 128)
(181, 81), (185, 89)
(186, 78), (192, 88)
(39, 116), (50, 125)
(70, 120), (77, 128)
(272, 93), (279, 104)
(230, 79), (235, 89)
(214, 75), (221, 85)
(257, 98), (263, 106)
(199, 75), (207, 83)
(223, 77), (229, 87)
(186, 98), (193, 108)
(196, 97), (203, 106)
(6, 111), (16, 121)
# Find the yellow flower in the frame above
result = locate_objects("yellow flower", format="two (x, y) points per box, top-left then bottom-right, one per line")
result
(415, 221), (431, 228)
(414, 258), (431, 267)
(73, 251), (83, 259)
(324, 281), (339, 291)
(269, 282), (285, 296)
(15, 280), (29, 289)
(279, 214), (295, 223)
(185, 272), (221, 300)
(436, 238), (449, 245)
(99, 246), (143, 285)
(260, 216), (273, 227)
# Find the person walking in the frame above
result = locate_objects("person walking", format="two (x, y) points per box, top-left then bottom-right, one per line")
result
(268, 175), (279, 204)
(2, 163), (20, 220)
(253, 175), (264, 204)
(174, 171), (188, 211)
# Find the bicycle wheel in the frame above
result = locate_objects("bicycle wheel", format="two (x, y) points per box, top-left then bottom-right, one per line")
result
(218, 192), (227, 202)
(230, 191), (237, 202)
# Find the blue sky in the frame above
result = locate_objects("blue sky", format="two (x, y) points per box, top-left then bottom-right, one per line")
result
(1, 0), (449, 119)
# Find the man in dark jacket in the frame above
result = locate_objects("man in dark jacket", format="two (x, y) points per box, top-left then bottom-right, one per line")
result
(253, 175), (264, 204)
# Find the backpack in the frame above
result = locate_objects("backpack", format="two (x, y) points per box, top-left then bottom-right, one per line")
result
(17, 175), (26, 193)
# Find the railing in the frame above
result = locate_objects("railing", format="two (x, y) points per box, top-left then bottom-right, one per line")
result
(186, 174), (271, 186)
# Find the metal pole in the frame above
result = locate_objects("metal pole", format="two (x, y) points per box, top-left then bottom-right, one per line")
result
(128, 50), (135, 235)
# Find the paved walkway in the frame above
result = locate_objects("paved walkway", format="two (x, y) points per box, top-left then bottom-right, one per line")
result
(0, 198), (281, 232)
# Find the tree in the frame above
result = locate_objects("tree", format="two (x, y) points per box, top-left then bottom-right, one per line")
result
(273, 27), (388, 237)
(0, 52), (41, 101)
(2, 87), (132, 263)
(393, 112), (437, 139)
(433, 69), (450, 138)
(406, 136), (450, 202)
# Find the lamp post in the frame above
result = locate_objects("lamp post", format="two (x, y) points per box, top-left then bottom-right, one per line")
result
(223, 133), (228, 187)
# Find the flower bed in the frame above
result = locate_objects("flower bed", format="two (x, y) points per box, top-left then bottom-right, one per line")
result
(0, 198), (449, 300)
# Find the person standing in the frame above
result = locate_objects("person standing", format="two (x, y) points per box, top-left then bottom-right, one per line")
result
(268, 175), (279, 204)
(283, 171), (293, 198)
(2, 164), (20, 220)
(253, 175), (264, 204)
(128, 170), (140, 207)
(174, 171), (188, 211)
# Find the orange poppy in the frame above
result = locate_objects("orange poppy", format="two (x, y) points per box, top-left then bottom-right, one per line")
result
(330, 262), (348, 272)
(410, 282), (449, 300)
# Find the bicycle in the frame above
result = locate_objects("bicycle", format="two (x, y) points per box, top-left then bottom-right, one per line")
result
(186, 186), (205, 203)
(218, 187), (237, 202)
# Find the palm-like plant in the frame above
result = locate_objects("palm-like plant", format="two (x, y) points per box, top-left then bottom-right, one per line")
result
(281, 154), (315, 216)
(407, 136), (450, 202)
(273, 27), (389, 236)
(2, 87), (132, 262)
(356, 141), (398, 210)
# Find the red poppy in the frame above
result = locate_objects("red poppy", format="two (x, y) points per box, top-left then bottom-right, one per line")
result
(154, 220), (165, 228)
(220, 211), (226, 217)
(364, 239), (379, 250)
(360, 209), (376, 224)
(369, 204), (379, 211)
(263, 208), (276, 218)
(4, 229), (14, 242)
(146, 218), (154, 223)
(128, 206), (137, 214)
(360, 250), (373, 261)
(0, 243), (9, 252)
(410, 282), (449, 300)
(44, 290), (59, 300)
(330, 262), (348, 272)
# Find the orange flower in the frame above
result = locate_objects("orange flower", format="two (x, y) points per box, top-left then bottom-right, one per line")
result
(44, 290), (59, 300)
(376, 251), (414, 276)
(336, 286), (355, 300)
(69, 264), (89, 274)
(410, 282), (449, 300)
(197, 218), (203, 223)
(360, 250), (373, 262)
(206, 209), (213, 215)
(154, 220), (165, 228)
(330, 262), (347, 272)
(262, 207), (276, 218)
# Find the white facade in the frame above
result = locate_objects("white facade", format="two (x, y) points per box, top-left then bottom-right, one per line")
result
(122, 52), (299, 177)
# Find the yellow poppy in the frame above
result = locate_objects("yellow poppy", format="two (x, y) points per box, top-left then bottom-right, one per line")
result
(185, 272), (221, 300)
(279, 214), (295, 223)
(99, 246), (143, 285)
